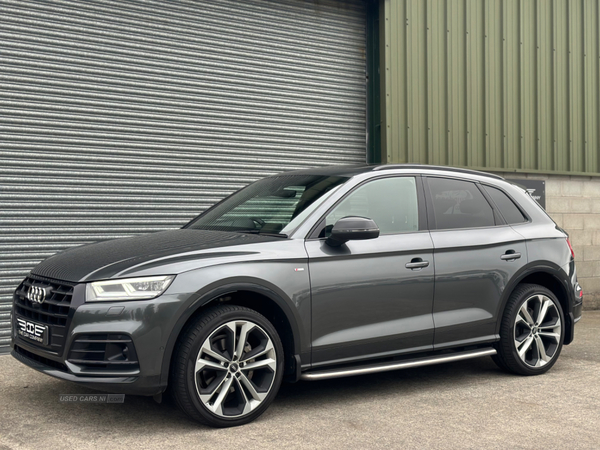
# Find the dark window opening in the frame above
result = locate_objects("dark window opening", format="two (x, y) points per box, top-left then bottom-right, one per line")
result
(427, 178), (495, 230)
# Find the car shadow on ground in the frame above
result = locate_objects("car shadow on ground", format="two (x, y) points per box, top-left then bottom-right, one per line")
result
(5, 356), (509, 435)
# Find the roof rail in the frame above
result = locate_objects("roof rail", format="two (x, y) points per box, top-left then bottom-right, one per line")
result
(372, 164), (504, 180)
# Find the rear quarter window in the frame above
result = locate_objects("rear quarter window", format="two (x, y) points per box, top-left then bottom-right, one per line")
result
(482, 185), (528, 224)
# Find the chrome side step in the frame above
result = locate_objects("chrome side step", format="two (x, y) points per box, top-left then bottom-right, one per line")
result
(300, 348), (497, 381)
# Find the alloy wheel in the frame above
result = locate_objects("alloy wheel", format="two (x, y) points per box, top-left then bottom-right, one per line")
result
(194, 320), (277, 418)
(513, 294), (562, 368)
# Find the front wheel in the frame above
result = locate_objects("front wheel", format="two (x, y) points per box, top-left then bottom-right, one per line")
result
(171, 305), (284, 427)
(494, 283), (565, 375)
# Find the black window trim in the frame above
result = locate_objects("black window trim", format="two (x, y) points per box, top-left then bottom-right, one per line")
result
(422, 175), (509, 232)
(477, 183), (507, 226)
(306, 174), (429, 240)
(479, 182), (532, 225)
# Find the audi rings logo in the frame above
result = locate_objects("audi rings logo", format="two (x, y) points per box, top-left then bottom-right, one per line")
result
(26, 285), (50, 304)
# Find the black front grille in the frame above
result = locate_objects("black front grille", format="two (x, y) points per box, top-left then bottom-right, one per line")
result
(67, 333), (139, 372)
(13, 275), (75, 354)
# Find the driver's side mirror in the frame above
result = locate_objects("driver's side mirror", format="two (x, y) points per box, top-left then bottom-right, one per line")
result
(325, 216), (380, 247)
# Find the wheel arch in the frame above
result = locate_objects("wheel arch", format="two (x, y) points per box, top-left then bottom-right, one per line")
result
(495, 263), (575, 345)
(160, 279), (303, 388)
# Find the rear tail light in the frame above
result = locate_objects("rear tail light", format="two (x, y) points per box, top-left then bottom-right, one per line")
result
(566, 238), (575, 259)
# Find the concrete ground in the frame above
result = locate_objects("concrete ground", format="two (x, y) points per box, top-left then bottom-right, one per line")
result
(1, 312), (599, 450)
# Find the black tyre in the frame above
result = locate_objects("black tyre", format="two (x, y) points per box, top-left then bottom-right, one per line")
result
(171, 304), (284, 427)
(494, 283), (565, 375)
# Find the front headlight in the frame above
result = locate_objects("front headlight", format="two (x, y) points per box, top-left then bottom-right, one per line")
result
(86, 275), (175, 302)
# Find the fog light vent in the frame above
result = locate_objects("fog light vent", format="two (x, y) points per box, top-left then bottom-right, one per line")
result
(67, 334), (139, 371)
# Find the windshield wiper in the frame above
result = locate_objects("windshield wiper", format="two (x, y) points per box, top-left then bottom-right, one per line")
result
(236, 229), (288, 238)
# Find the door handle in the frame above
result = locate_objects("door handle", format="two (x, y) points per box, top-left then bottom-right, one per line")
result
(405, 258), (430, 269)
(501, 251), (521, 261)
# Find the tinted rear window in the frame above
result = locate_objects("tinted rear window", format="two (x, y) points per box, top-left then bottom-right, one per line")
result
(483, 185), (527, 224)
(427, 178), (495, 230)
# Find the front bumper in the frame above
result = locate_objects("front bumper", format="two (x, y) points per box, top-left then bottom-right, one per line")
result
(12, 345), (156, 394)
(11, 288), (186, 396)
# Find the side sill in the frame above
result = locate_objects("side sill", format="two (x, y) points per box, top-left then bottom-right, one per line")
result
(300, 348), (496, 381)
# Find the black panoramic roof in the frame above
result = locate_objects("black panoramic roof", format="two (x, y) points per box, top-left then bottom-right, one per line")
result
(284, 164), (503, 180)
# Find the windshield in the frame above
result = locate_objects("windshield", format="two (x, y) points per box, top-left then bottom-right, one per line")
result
(185, 174), (349, 236)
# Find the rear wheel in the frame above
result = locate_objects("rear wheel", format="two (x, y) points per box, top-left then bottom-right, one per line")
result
(494, 283), (564, 375)
(171, 304), (284, 427)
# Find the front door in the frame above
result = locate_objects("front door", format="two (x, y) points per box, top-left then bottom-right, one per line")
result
(306, 176), (435, 366)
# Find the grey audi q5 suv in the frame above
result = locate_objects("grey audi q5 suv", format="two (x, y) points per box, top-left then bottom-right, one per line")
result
(11, 164), (583, 427)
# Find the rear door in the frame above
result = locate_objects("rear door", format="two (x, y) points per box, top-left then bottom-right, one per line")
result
(306, 176), (435, 366)
(424, 177), (528, 349)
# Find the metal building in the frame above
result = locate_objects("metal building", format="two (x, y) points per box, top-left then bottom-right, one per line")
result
(378, 0), (600, 175)
(0, 0), (369, 349)
(2, 0), (600, 350)
(375, 0), (600, 309)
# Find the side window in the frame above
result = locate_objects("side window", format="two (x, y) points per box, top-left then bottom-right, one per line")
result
(324, 177), (419, 236)
(482, 185), (527, 224)
(427, 178), (495, 230)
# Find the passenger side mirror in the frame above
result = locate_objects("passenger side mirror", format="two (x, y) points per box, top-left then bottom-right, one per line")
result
(325, 216), (380, 247)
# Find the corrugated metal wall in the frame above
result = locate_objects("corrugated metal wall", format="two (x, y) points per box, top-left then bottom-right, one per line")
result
(380, 0), (600, 175)
(0, 0), (367, 348)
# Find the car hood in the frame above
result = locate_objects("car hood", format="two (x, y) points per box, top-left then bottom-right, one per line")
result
(30, 229), (281, 283)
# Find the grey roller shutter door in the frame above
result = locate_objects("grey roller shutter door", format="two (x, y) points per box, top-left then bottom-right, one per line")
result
(0, 0), (367, 349)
